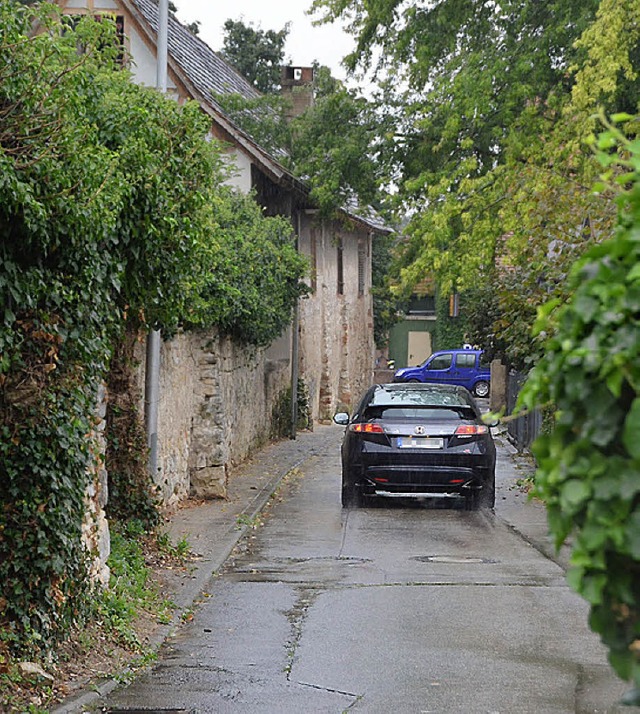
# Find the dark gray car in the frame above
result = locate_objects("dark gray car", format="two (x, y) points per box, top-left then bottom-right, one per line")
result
(334, 383), (496, 509)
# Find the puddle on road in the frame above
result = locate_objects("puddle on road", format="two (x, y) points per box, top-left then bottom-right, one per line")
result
(225, 555), (374, 582)
(412, 555), (499, 564)
(105, 710), (196, 713)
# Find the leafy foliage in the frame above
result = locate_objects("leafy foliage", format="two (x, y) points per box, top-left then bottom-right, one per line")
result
(187, 189), (309, 346)
(212, 92), (292, 158)
(288, 65), (382, 217)
(220, 19), (289, 94)
(215, 60), (385, 220)
(371, 231), (400, 346)
(0, 1), (307, 656)
(519, 116), (640, 691)
(311, 0), (639, 365)
(433, 292), (465, 352)
(98, 521), (174, 649)
(105, 330), (158, 525)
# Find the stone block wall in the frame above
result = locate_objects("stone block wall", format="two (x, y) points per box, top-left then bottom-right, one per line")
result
(155, 335), (200, 508)
(298, 214), (375, 421)
(84, 330), (291, 588)
(82, 382), (110, 587)
(134, 329), (291, 507)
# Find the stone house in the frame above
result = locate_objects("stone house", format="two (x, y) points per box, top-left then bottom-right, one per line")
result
(54, 0), (390, 511)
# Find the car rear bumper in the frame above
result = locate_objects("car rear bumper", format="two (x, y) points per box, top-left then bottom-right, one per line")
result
(354, 462), (493, 499)
(373, 490), (462, 499)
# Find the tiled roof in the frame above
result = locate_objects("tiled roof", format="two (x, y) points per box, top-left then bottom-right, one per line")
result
(132, 0), (261, 113)
(128, 0), (391, 234)
(342, 196), (390, 234)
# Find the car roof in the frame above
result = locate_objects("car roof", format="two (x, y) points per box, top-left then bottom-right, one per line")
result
(368, 383), (473, 407)
(433, 348), (483, 354)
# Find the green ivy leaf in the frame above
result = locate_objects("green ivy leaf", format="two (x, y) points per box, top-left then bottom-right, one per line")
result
(581, 572), (607, 605)
(560, 479), (591, 511)
(622, 398), (640, 459)
(625, 511), (640, 559)
(566, 565), (585, 593)
(611, 112), (635, 124)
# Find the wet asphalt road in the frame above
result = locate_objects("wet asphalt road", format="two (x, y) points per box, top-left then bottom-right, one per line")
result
(100, 429), (616, 713)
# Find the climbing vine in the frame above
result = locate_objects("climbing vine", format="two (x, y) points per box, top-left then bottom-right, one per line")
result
(519, 115), (640, 697)
(0, 1), (307, 656)
(105, 330), (158, 526)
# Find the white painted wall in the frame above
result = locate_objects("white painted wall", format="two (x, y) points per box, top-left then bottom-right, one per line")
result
(223, 148), (253, 194)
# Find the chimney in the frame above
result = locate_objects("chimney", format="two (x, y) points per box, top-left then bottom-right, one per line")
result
(281, 66), (315, 119)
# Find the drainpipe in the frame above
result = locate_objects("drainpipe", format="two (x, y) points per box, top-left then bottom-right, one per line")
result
(290, 211), (301, 439)
(145, 0), (168, 477)
(156, 0), (168, 92)
(145, 331), (160, 476)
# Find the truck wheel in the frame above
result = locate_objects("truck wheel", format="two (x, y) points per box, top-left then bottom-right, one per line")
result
(474, 380), (489, 398)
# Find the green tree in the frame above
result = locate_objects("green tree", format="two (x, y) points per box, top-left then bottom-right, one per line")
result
(216, 23), (385, 219)
(371, 231), (399, 346)
(220, 19), (289, 93)
(288, 64), (382, 216)
(311, 0), (640, 365)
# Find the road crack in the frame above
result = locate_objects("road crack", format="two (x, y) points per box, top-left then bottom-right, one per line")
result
(296, 679), (361, 700)
(283, 587), (319, 681)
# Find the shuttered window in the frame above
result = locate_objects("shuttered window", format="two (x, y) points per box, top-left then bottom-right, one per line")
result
(358, 240), (366, 295)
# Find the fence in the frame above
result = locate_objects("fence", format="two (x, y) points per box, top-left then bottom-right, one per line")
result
(506, 370), (542, 451)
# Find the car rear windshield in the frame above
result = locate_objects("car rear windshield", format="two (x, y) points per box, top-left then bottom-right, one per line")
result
(363, 405), (474, 420)
(369, 387), (468, 407)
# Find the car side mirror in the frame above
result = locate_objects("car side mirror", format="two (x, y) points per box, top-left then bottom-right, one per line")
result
(333, 412), (350, 426)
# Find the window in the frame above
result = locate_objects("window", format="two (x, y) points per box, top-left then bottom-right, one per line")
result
(63, 14), (126, 64)
(370, 386), (467, 407)
(407, 295), (436, 315)
(426, 353), (452, 371)
(455, 353), (476, 369)
(337, 236), (344, 295)
(309, 227), (317, 293)
(357, 240), (366, 296)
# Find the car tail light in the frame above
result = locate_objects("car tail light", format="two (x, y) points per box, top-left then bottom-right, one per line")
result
(454, 424), (489, 436)
(350, 423), (385, 434)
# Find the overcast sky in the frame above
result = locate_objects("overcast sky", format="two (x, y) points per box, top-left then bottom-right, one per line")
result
(174, 0), (356, 82)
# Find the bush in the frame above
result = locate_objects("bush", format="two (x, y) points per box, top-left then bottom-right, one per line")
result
(519, 115), (640, 695)
(0, 2), (307, 656)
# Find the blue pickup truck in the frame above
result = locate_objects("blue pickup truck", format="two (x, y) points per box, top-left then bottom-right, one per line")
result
(393, 348), (491, 398)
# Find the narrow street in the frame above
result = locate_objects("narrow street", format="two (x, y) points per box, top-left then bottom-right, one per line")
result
(97, 425), (628, 714)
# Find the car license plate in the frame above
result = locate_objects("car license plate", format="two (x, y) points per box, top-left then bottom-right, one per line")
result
(398, 437), (443, 449)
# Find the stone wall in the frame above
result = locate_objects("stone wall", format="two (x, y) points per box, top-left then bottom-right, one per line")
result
(340, 231), (375, 407)
(84, 330), (291, 588)
(154, 335), (200, 508)
(297, 214), (375, 421)
(135, 330), (291, 506)
(82, 382), (110, 587)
